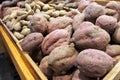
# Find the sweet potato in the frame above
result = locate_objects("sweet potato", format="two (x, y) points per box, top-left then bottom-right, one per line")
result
(72, 13), (85, 31)
(28, 13), (48, 34)
(48, 44), (78, 74)
(72, 69), (93, 80)
(78, 0), (91, 12)
(48, 16), (72, 33)
(96, 15), (117, 34)
(21, 32), (44, 52)
(65, 9), (80, 18)
(52, 73), (72, 80)
(76, 49), (114, 78)
(41, 29), (71, 55)
(39, 56), (53, 79)
(112, 24), (120, 44)
(84, 2), (105, 23)
(3, 7), (20, 17)
(106, 44), (120, 57)
(105, 1), (120, 11)
(71, 25), (110, 51)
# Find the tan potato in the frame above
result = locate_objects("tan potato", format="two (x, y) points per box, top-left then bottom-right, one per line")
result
(13, 31), (24, 40)
(59, 10), (67, 16)
(48, 44), (78, 74)
(13, 22), (21, 31)
(39, 56), (53, 79)
(20, 28), (31, 36)
(76, 49), (114, 78)
(72, 25), (110, 51)
(41, 29), (71, 55)
(51, 11), (60, 18)
(48, 16), (72, 33)
(42, 4), (50, 11)
(21, 32), (44, 52)
(96, 15), (117, 34)
(106, 44), (120, 57)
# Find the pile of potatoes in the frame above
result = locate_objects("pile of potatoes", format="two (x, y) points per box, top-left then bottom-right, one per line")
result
(2, 0), (120, 80)
(2, 0), (71, 40)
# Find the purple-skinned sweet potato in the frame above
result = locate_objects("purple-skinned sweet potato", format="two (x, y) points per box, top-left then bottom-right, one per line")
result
(96, 15), (117, 34)
(28, 13), (48, 34)
(48, 44), (78, 74)
(71, 25), (110, 51)
(76, 49), (114, 78)
(41, 29), (71, 55)
(21, 32), (44, 52)
(48, 16), (72, 33)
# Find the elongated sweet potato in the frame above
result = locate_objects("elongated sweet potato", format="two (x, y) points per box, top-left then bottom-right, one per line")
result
(72, 13), (85, 31)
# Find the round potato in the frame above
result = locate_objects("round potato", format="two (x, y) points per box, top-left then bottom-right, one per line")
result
(76, 49), (114, 78)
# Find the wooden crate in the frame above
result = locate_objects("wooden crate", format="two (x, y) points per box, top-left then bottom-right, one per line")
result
(0, 0), (120, 80)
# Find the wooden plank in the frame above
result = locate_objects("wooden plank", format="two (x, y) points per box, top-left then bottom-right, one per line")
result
(0, 25), (36, 80)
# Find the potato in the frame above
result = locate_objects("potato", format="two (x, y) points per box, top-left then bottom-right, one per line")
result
(28, 13), (48, 34)
(106, 44), (120, 57)
(65, 2), (78, 8)
(48, 44), (78, 74)
(78, 0), (91, 12)
(17, 1), (25, 8)
(21, 32), (44, 52)
(59, 10), (67, 16)
(52, 73), (72, 80)
(72, 69), (93, 80)
(51, 11), (60, 18)
(65, 9), (80, 18)
(105, 8), (117, 16)
(48, 16), (72, 33)
(113, 55), (120, 64)
(41, 29), (71, 55)
(39, 56), (53, 79)
(76, 49), (114, 78)
(42, 4), (50, 11)
(105, 1), (120, 11)
(3, 7), (21, 17)
(20, 28), (31, 36)
(84, 2), (105, 23)
(13, 31), (24, 40)
(71, 25), (110, 51)
(96, 15), (117, 34)
(112, 24), (120, 43)
(72, 13), (85, 31)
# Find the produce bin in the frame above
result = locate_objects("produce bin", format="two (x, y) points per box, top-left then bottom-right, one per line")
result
(0, 0), (120, 80)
